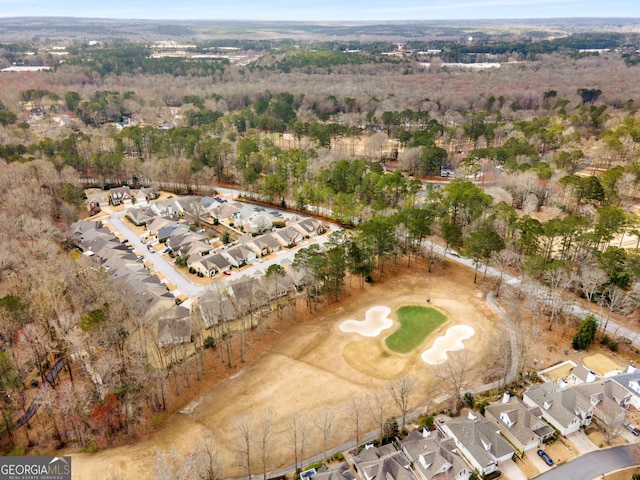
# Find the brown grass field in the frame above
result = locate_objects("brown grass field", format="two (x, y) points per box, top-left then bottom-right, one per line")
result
(71, 258), (507, 479)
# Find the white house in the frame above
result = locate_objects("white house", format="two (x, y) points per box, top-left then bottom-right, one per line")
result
(612, 365), (640, 409)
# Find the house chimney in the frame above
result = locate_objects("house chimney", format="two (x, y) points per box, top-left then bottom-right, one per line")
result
(502, 392), (510, 404)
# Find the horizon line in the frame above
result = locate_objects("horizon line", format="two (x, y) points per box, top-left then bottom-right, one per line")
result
(1, 15), (640, 22)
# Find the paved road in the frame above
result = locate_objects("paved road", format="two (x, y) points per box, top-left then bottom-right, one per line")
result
(108, 198), (335, 300)
(426, 242), (640, 349)
(107, 193), (640, 480)
(533, 445), (636, 480)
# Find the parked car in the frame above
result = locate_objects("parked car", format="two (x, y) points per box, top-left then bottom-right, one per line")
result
(537, 449), (554, 466)
(223, 270), (232, 276)
(624, 422), (640, 436)
(161, 247), (171, 254)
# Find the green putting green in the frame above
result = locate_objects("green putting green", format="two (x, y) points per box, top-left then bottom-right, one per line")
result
(385, 306), (447, 353)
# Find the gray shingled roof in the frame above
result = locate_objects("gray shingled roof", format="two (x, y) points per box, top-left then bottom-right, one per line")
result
(524, 383), (592, 428)
(198, 292), (237, 327)
(352, 445), (416, 480)
(444, 415), (514, 470)
(401, 430), (470, 480)
(612, 368), (640, 402)
(157, 306), (193, 346)
(485, 396), (554, 449)
(310, 463), (355, 480)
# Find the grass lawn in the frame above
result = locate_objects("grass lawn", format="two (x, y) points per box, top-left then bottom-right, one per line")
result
(385, 306), (447, 354)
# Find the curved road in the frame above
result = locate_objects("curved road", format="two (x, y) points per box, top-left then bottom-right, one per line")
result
(533, 444), (636, 480)
(108, 201), (335, 300)
(107, 195), (640, 479)
(426, 242), (640, 349)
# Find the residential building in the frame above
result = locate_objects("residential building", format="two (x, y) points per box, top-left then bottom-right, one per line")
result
(612, 365), (640, 409)
(351, 444), (417, 480)
(439, 413), (514, 476)
(523, 383), (592, 435)
(401, 429), (471, 480)
(85, 190), (109, 212)
(524, 378), (630, 436)
(109, 186), (132, 206)
(484, 393), (554, 455)
(570, 364), (598, 385)
(310, 463), (355, 480)
(189, 253), (231, 277)
(157, 306), (193, 347)
(222, 245), (256, 268)
(198, 292), (237, 327)
(126, 206), (156, 226)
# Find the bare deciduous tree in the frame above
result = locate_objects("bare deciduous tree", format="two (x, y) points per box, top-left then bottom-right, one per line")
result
(232, 416), (252, 480)
(577, 266), (607, 311)
(345, 394), (366, 450)
(286, 413), (312, 473)
(192, 434), (223, 480)
(387, 375), (416, 432)
(257, 409), (273, 480)
(600, 285), (632, 338)
(435, 350), (472, 415)
(368, 389), (388, 442)
(490, 248), (521, 297)
(153, 447), (194, 480)
(596, 400), (627, 445)
(312, 406), (337, 462)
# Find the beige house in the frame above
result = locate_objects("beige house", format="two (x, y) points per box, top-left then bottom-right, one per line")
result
(401, 430), (471, 480)
(484, 393), (554, 455)
(439, 412), (514, 476)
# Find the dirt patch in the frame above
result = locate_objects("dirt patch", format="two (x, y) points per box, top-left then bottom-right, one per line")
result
(541, 361), (576, 381)
(585, 429), (628, 448)
(547, 437), (578, 464)
(583, 353), (626, 376)
(605, 466), (640, 480)
(68, 259), (530, 479)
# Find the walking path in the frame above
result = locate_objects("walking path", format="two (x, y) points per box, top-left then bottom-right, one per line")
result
(103, 194), (639, 480)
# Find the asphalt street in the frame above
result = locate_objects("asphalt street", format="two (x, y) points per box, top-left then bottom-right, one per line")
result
(533, 444), (636, 480)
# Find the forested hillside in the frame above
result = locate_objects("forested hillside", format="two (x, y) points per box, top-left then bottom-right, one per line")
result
(1, 24), (640, 462)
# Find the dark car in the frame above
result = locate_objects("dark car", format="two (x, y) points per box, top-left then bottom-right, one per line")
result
(537, 449), (554, 466)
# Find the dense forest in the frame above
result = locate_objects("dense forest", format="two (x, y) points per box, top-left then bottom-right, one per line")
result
(1, 22), (640, 472)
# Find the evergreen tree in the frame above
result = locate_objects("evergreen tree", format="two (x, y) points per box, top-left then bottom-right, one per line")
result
(572, 314), (598, 350)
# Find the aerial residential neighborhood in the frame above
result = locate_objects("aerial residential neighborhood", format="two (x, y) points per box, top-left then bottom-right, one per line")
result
(4, 6), (640, 480)
(62, 184), (640, 480)
(69, 188), (333, 350)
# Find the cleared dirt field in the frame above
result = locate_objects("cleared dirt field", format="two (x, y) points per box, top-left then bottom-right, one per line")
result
(70, 259), (509, 479)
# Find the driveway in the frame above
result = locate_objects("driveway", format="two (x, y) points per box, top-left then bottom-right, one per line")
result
(499, 459), (527, 480)
(533, 445), (634, 480)
(527, 449), (553, 475)
(108, 204), (335, 300)
(566, 431), (597, 454)
(619, 427), (640, 444)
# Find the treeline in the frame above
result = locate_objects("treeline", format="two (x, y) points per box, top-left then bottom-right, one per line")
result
(434, 32), (635, 62)
(64, 43), (229, 77)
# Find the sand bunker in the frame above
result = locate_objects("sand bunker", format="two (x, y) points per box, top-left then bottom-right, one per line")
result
(340, 306), (393, 337)
(421, 325), (475, 365)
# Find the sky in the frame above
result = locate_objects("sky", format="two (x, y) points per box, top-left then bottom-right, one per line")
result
(0, 0), (639, 21)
